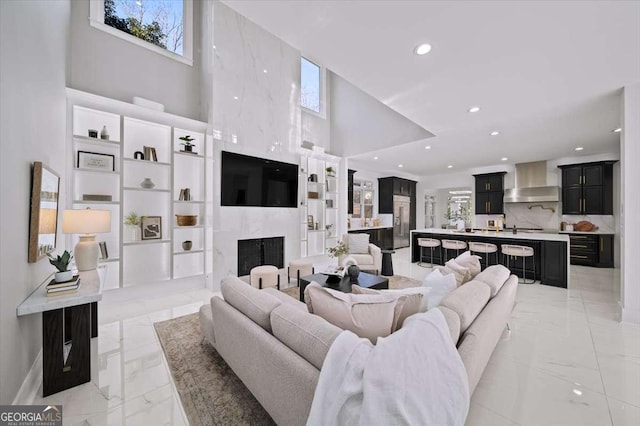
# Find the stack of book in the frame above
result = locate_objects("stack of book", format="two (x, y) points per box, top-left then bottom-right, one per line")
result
(47, 275), (81, 297)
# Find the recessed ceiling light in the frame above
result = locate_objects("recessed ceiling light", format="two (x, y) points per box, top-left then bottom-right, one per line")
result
(263, 69), (268, 73)
(575, 147), (584, 151)
(414, 43), (432, 55)
(501, 157), (508, 161)
(491, 131), (500, 136)
(425, 145), (431, 150)
(468, 106), (480, 113)
(613, 128), (621, 133)
(373, 156), (379, 160)
(233, 96), (239, 100)
(447, 165), (453, 169)
(398, 164), (404, 168)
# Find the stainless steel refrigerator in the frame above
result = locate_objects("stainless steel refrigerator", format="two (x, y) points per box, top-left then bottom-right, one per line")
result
(393, 195), (411, 248)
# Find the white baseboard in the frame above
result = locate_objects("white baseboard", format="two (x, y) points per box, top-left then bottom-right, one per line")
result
(12, 349), (42, 405)
(622, 306), (640, 324)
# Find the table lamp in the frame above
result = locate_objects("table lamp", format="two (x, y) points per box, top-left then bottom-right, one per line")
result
(62, 208), (111, 271)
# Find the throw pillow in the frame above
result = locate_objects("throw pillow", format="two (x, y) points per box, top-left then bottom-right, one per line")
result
(348, 233), (370, 254)
(440, 259), (472, 286)
(351, 285), (429, 328)
(305, 283), (406, 343)
(455, 251), (482, 278)
(422, 269), (458, 310)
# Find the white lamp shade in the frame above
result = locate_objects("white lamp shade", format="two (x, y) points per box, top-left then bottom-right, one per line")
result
(62, 208), (111, 234)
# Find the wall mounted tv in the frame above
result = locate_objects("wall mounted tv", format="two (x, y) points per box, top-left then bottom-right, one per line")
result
(221, 151), (299, 207)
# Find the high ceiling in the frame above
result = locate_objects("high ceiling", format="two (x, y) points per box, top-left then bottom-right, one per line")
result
(222, 0), (640, 176)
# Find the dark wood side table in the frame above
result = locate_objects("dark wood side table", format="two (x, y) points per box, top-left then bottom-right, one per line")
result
(17, 266), (106, 396)
(381, 249), (396, 276)
(298, 272), (389, 303)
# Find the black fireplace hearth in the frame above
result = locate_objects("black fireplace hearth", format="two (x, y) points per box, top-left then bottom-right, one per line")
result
(237, 237), (284, 276)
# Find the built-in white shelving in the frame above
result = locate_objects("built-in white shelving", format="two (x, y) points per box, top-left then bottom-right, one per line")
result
(67, 89), (210, 289)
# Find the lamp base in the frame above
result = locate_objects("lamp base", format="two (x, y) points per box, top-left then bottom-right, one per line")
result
(75, 235), (98, 271)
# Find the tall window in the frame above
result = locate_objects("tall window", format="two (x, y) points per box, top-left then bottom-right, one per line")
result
(301, 57), (321, 113)
(90, 0), (193, 65)
(352, 180), (374, 220)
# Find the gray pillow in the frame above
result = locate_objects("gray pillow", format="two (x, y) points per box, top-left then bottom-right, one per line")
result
(348, 233), (370, 254)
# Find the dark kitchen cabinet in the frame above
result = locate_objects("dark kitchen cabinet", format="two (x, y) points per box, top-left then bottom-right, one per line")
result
(379, 177), (417, 247)
(474, 172), (506, 215)
(541, 241), (568, 287)
(559, 161), (616, 215)
(348, 227), (393, 250)
(567, 233), (614, 267)
(348, 169), (356, 214)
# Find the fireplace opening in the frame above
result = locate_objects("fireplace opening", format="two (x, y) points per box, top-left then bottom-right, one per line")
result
(237, 236), (284, 276)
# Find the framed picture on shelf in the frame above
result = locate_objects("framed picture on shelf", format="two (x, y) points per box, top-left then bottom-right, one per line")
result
(141, 216), (162, 240)
(77, 151), (115, 171)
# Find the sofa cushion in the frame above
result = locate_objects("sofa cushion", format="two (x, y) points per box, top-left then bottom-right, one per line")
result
(349, 253), (374, 266)
(348, 233), (370, 254)
(271, 303), (342, 370)
(455, 251), (482, 278)
(263, 287), (308, 312)
(437, 305), (461, 344)
(440, 280), (491, 333)
(221, 276), (281, 333)
(423, 268), (458, 309)
(304, 283), (406, 343)
(351, 285), (429, 327)
(199, 303), (215, 346)
(474, 264), (511, 297)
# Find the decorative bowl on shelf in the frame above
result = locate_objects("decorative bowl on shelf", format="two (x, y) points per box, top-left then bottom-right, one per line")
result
(176, 214), (198, 226)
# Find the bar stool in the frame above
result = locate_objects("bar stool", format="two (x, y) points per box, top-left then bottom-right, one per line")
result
(469, 242), (499, 267)
(501, 244), (535, 284)
(442, 239), (468, 261)
(417, 238), (440, 267)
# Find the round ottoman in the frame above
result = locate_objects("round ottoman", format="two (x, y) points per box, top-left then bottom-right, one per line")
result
(250, 265), (280, 289)
(288, 259), (314, 286)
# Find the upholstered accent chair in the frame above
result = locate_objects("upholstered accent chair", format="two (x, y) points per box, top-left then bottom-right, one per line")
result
(337, 234), (382, 275)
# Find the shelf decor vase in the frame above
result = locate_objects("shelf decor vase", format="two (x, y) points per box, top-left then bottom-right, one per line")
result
(140, 178), (155, 189)
(100, 125), (109, 140)
(182, 240), (193, 251)
(125, 225), (141, 242)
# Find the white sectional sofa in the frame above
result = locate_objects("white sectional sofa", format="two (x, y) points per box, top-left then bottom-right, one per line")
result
(199, 265), (518, 425)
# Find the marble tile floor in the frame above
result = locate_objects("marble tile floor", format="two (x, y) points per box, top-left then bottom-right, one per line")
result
(29, 249), (639, 425)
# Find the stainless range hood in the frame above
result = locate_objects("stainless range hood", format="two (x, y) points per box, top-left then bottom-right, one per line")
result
(503, 161), (560, 203)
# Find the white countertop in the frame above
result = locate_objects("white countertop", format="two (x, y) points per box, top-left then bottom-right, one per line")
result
(558, 231), (614, 235)
(349, 225), (394, 231)
(17, 266), (107, 316)
(412, 228), (569, 242)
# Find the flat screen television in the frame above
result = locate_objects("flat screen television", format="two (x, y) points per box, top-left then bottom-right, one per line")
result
(221, 151), (299, 207)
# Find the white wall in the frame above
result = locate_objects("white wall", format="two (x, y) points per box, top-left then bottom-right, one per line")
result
(210, 2), (302, 290)
(70, 0), (203, 120)
(621, 83), (640, 324)
(330, 72), (433, 157)
(0, 0), (70, 403)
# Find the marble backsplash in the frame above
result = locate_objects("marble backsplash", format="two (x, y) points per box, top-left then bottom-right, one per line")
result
(475, 202), (616, 233)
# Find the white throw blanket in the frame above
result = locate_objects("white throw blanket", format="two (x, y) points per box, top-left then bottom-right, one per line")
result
(307, 308), (469, 426)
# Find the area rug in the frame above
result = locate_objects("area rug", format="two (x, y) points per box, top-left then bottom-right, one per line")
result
(280, 274), (422, 300)
(154, 314), (275, 426)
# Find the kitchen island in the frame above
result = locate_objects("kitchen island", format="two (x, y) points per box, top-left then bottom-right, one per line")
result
(410, 228), (570, 288)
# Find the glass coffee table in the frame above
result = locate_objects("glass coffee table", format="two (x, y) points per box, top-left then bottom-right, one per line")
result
(298, 272), (389, 303)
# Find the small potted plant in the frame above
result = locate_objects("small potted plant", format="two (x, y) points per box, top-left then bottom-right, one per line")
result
(179, 135), (196, 153)
(327, 241), (348, 259)
(326, 166), (336, 177)
(124, 211), (141, 241)
(48, 250), (73, 283)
